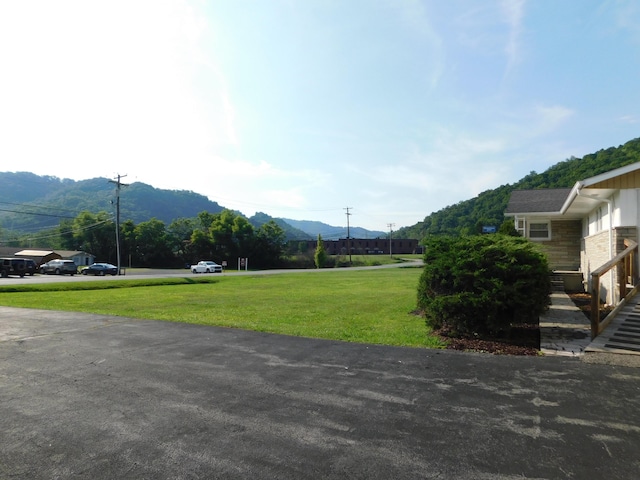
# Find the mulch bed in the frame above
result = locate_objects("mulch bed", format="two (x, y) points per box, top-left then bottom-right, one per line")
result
(432, 291), (605, 356)
(436, 323), (541, 356)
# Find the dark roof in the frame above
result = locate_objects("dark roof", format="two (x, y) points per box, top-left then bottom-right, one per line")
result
(505, 188), (572, 214)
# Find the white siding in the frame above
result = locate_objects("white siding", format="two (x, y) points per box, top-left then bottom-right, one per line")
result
(617, 189), (639, 227)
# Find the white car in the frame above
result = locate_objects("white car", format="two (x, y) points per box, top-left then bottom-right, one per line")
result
(191, 261), (223, 274)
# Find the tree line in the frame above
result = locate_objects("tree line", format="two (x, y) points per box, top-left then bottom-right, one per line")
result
(31, 209), (288, 269)
(398, 136), (640, 239)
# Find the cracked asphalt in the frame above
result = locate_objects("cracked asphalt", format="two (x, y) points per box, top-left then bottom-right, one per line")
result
(1, 306), (640, 479)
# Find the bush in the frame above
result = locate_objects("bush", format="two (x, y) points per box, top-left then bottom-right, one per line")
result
(417, 235), (550, 337)
(314, 234), (327, 268)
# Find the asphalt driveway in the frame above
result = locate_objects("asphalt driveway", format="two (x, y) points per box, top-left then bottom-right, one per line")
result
(1, 306), (639, 479)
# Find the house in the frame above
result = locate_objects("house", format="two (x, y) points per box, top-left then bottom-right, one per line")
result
(54, 250), (96, 267)
(14, 249), (62, 266)
(505, 162), (640, 303)
(0, 248), (95, 267)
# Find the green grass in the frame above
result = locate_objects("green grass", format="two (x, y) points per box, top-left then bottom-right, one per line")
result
(329, 254), (420, 267)
(0, 268), (442, 348)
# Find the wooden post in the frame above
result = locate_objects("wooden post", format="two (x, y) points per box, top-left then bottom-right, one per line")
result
(590, 273), (600, 339)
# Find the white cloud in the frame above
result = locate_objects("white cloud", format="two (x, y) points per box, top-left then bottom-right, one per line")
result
(453, 0), (526, 74)
(391, 0), (445, 90)
(530, 104), (575, 135)
(0, 0), (237, 180)
(618, 114), (638, 124)
(612, 0), (640, 39)
(353, 130), (509, 207)
(499, 0), (526, 71)
(142, 154), (336, 218)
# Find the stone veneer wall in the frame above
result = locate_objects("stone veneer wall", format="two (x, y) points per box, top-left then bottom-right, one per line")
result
(540, 220), (582, 271)
(581, 226), (638, 303)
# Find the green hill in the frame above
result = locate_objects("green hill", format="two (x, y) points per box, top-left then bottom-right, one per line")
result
(0, 173), (225, 232)
(397, 137), (640, 240)
(282, 218), (386, 240)
(0, 173), (366, 242)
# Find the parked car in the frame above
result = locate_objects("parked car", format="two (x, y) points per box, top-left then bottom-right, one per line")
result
(24, 259), (37, 276)
(0, 258), (27, 278)
(40, 259), (77, 275)
(191, 261), (223, 273)
(82, 263), (118, 276)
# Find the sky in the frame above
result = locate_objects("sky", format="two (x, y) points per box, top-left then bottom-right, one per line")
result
(1, 0), (639, 231)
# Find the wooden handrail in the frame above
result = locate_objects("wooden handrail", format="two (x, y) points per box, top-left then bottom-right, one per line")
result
(590, 239), (638, 338)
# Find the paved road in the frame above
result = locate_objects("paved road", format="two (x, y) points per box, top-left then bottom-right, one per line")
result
(1, 307), (639, 479)
(0, 261), (423, 285)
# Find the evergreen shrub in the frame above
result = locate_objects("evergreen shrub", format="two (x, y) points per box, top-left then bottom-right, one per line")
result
(417, 235), (550, 337)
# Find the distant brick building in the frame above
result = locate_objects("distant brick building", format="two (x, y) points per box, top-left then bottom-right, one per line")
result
(302, 238), (421, 255)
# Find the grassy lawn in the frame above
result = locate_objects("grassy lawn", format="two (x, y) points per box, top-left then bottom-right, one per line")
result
(0, 267), (442, 348)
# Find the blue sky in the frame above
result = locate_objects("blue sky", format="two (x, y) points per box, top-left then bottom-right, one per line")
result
(1, 0), (639, 230)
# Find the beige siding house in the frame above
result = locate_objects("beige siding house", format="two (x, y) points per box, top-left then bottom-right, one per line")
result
(0, 248), (95, 267)
(505, 162), (640, 303)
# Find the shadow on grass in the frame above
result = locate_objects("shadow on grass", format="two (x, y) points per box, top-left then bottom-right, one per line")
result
(0, 277), (220, 293)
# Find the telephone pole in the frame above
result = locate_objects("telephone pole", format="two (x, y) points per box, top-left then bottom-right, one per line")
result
(387, 223), (395, 257)
(344, 207), (353, 265)
(109, 174), (128, 274)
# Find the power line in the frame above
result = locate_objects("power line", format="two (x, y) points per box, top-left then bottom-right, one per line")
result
(2, 217), (115, 244)
(0, 207), (77, 219)
(0, 200), (85, 215)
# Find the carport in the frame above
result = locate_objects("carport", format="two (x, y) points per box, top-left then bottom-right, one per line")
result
(15, 249), (61, 267)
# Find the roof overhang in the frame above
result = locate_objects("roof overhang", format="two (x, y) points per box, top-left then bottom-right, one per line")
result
(15, 250), (56, 257)
(560, 181), (617, 217)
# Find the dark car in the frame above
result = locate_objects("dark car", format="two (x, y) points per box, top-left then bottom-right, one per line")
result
(24, 259), (37, 276)
(0, 258), (27, 278)
(82, 263), (118, 276)
(40, 259), (77, 275)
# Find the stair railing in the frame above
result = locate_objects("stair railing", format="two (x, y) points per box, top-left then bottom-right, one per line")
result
(590, 239), (639, 339)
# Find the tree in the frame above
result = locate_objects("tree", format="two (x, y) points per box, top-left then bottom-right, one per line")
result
(120, 219), (136, 267)
(190, 228), (214, 261)
(252, 220), (286, 268)
(209, 210), (255, 263)
(71, 211), (116, 262)
(133, 218), (175, 267)
(314, 234), (327, 268)
(167, 218), (196, 266)
(498, 218), (519, 236)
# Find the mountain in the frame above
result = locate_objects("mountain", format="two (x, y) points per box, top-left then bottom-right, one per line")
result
(397, 137), (640, 240)
(0, 172), (384, 241)
(0, 172), (224, 232)
(282, 219), (386, 240)
(11, 131), (635, 246)
(248, 212), (312, 240)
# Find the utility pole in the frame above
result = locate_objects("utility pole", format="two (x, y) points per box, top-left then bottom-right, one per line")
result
(387, 223), (395, 257)
(109, 174), (128, 274)
(344, 207), (353, 265)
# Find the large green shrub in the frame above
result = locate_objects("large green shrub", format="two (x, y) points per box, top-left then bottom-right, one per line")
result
(417, 235), (550, 337)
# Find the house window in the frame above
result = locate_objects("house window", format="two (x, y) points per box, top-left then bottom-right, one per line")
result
(529, 222), (550, 240)
(596, 207), (603, 232)
(515, 217), (526, 236)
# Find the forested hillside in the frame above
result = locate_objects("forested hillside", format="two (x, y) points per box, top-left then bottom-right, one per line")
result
(397, 137), (640, 240)
(249, 213), (312, 240)
(0, 173), (225, 232)
(282, 218), (386, 240)
(0, 173), (337, 242)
